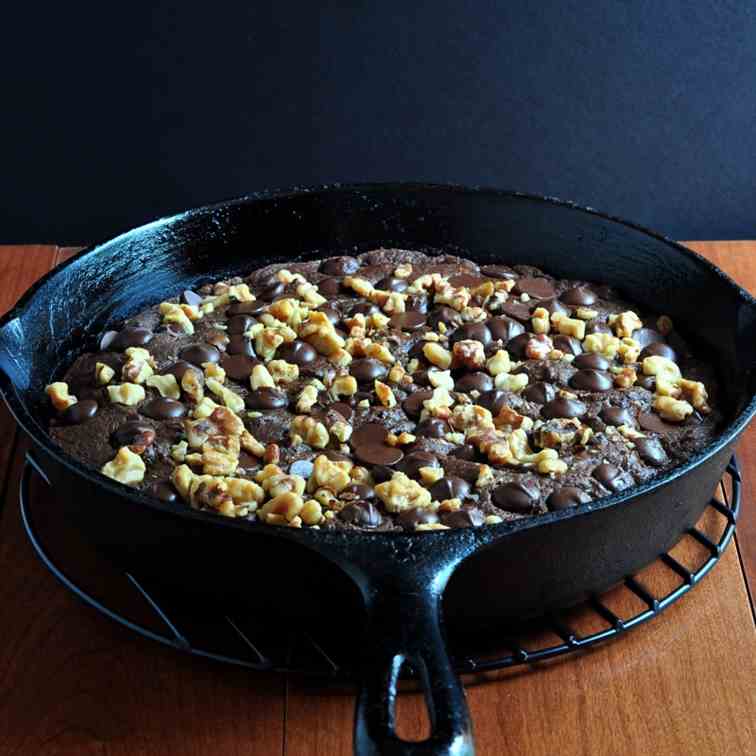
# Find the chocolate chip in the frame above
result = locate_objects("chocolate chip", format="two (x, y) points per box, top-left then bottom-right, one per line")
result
(541, 298), (571, 317)
(573, 353), (611, 370)
(350, 358), (388, 383)
(415, 418), (448, 438)
(61, 399), (98, 425)
(547, 487), (591, 510)
(456, 372), (494, 393)
(221, 354), (258, 381)
(585, 321), (612, 335)
(523, 382), (556, 404)
(633, 328), (665, 348)
(637, 375), (656, 391)
(377, 276), (409, 292)
(354, 443), (404, 467)
(449, 322), (492, 346)
(400, 451), (439, 480)
(104, 327), (153, 351)
(638, 411), (676, 434)
(513, 277), (555, 299)
(226, 335), (256, 357)
(341, 483), (376, 500)
(111, 421), (155, 449)
(441, 507), (485, 528)
(635, 437), (668, 466)
(276, 340), (318, 365)
(164, 360), (202, 382)
(246, 388), (289, 410)
(542, 397), (587, 419)
(506, 333), (532, 359)
(205, 330), (230, 349)
(371, 465), (395, 484)
(560, 287), (597, 306)
(640, 342), (678, 362)
(320, 256), (360, 276)
(448, 272), (484, 288)
(398, 507), (439, 529)
(148, 481), (178, 503)
(180, 344), (221, 366)
(227, 314), (256, 334)
(428, 306), (462, 329)
(227, 301), (266, 316)
(390, 312), (427, 331)
(402, 390), (433, 418)
(480, 264), (517, 279)
(317, 278), (342, 297)
(570, 369), (613, 392)
(600, 406), (635, 427)
(429, 476), (471, 501)
(351, 423), (387, 447)
(290, 459), (315, 478)
(500, 300), (533, 322)
(340, 501), (383, 528)
(182, 290), (204, 307)
(141, 398), (186, 420)
(592, 464), (632, 493)
(329, 401), (354, 421)
(487, 317), (525, 343)
(477, 389), (508, 416)
(405, 293), (429, 313)
(257, 279), (285, 301)
(321, 449), (352, 463)
(450, 443), (478, 461)
(552, 335), (583, 355)
(493, 481), (539, 513)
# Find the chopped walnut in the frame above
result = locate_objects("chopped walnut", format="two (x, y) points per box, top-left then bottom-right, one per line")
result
(201, 434), (240, 476)
(422, 386), (455, 418)
(375, 471), (432, 512)
(181, 369), (204, 403)
(452, 339), (486, 370)
(419, 466), (445, 485)
(551, 313), (586, 340)
(612, 366), (637, 388)
(146, 374), (181, 399)
(494, 373), (529, 392)
(301, 499), (323, 526)
(343, 276), (374, 297)
(268, 360), (300, 384)
(101, 446), (146, 485)
(423, 342), (452, 369)
(308, 454), (353, 493)
(251, 364), (276, 390)
(206, 377), (244, 413)
(679, 378), (711, 413)
(193, 397), (219, 419)
(106, 383), (145, 406)
(576, 307), (598, 320)
(449, 403), (494, 431)
(583, 332), (621, 358)
(254, 328), (284, 361)
(525, 334), (554, 360)
(296, 282), (327, 307)
(609, 310), (642, 338)
(260, 492), (304, 523)
(159, 302), (196, 334)
(171, 440), (188, 462)
(428, 369), (454, 391)
(203, 363), (226, 382)
(394, 262), (413, 278)
(617, 338), (641, 364)
(95, 362), (115, 386)
(657, 315), (674, 335)
(296, 383), (320, 413)
(46, 382), (77, 411)
(374, 380), (397, 408)
(654, 395), (694, 422)
(486, 349), (511, 376)
(531, 307), (551, 334)
(332, 375), (358, 398)
(291, 415), (330, 448)
(536, 418), (579, 448)
(365, 342), (395, 364)
(493, 405), (533, 430)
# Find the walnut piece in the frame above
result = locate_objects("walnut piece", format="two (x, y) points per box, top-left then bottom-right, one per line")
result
(146, 373), (181, 399)
(308, 454), (353, 493)
(452, 339), (486, 370)
(46, 382), (77, 411)
(486, 349), (511, 376)
(423, 342), (452, 369)
(95, 362), (115, 386)
(654, 395), (694, 422)
(374, 380), (397, 408)
(107, 383), (146, 406)
(375, 472), (432, 512)
(583, 332), (621, 358)
(101, 446), (146, 485)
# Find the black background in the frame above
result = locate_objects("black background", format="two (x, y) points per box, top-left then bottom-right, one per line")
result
(2, 1), (755, 243)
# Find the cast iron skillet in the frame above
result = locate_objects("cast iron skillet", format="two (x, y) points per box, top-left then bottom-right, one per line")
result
(1, 184), (755, 756)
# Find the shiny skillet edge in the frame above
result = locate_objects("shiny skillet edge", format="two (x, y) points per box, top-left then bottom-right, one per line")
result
(0, 182), (754, 548)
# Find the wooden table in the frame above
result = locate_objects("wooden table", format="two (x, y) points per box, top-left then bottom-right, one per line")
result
(0, 243), (754, 756)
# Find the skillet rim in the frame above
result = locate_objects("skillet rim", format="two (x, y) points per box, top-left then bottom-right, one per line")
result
(0, 182), (754, 546)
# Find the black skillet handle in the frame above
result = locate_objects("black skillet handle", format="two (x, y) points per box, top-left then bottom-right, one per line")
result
(353, 575), (475, 756)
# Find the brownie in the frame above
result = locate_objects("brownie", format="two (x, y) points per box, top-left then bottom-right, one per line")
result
(44, 249), (722, 531)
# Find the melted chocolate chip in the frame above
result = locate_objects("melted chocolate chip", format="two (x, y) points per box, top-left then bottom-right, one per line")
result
(141, 398), (186, 420)
(592, 464), (632, 493)
(570, 369), (613, 392)
(480, 264), (517, 279)
(257, 279), (285, 301)
(560, 287), (597, 306)
(573, 353), (611, 371)
(441, 507), (485, 528)
(371, 465), (395, 484)
(276, 340), (318, 365)
(221, 354), (258, 381)
(633, 328), (665, 348)
(329, 401), (354, 421)
(402, 390), (433, 419)
(637, 375), (656, 391)
(487, 317), (525, 343)
(351, 423), (387, 447)
(377, 276), (409, 292)
(390, 312), (427, 331)
(542, 397), (588, 419)
(400, 451), (440, 480)
(513, 277), (555, 299)
(638, 412), (677, 434)
(398, 508), (439, 529)
(228, 301), (266, 316)
(506, 333), (532, 359)
(104, 327), (153, 351)
(552, 335), (583, 355)
(415, 418), (449, 438)
(541, 298), (570, 317)
(350, 358), (389, 383)
(164, 360), (202, 382)
(227, 314), (256, 334)
(450, 443), (478, 461)
(547, 487), (591, 510)
(180, 344), (221, 366)
(450, 322), (492, 346)
(354, 443), (404, 467)
(317, 278), (342, 297)
(340, 501), (382, 528)
(585, 321), (612, 335)
(61, 399), (98, 425)
(523, 382), (556, 404)
(640, 342), (678, 362)
(428, 306), (462, 329)
(226, 335), (256, 357)
(635, 437), (668, 466)
(341, 483), (376, 500)
(348, 301), (380, 318)
(148, 481), (178, 503)
(456, 372), (494, 393)
(477, 390), (508, 415)
(500, 300), (533, 322)
(246, 387), (289, 410)
(493, 481), (539, 513)
(429, 476), (471, 501)
(320, 256), (360, 276)
(601, 406), (635, 427)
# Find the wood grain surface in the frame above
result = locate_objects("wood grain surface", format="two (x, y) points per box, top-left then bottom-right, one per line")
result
(0, 243), (753, 756)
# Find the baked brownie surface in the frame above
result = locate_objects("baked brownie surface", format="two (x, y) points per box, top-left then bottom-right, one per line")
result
(45, 249), (721, 531)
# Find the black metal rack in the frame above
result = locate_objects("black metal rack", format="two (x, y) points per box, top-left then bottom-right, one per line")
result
(20, 456), (741, 680)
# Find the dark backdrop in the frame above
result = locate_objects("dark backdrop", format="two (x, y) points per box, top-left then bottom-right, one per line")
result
(2, 1), (755, 244)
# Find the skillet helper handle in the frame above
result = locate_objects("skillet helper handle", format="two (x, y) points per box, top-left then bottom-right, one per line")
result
(354, 577), (475, 756)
